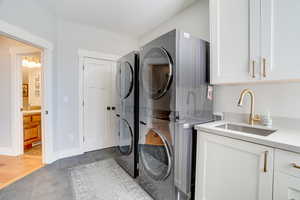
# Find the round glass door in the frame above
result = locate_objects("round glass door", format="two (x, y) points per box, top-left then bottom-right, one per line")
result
(140, 128), (172, 181)
(141, 47), (173, 100)
(118, 119), (133, 155)
(117, 62), (133, 100)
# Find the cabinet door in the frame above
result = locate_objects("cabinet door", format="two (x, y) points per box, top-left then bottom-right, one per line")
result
(210, 0), (261, 84)
(195, 132), (273, 200)
(261, 0), (300, 81)
(24, 127), (32, 141)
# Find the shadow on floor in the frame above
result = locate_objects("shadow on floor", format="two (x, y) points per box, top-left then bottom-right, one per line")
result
(0, 148), (118, 200)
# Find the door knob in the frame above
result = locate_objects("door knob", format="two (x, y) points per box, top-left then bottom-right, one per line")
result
(111, 107), (116, 110)
(140, 121), (147, 125)
(107, 106), (111, 111)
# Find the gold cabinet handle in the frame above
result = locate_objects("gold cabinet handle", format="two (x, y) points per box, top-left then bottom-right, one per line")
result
(263, 151), (268, 173)
(262, 58), (267, 78)
(251, 60), (256, 78)
(292, 163), (300, 169)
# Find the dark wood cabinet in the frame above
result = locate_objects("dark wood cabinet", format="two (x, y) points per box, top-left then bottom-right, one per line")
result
(23, 112), (41, 149)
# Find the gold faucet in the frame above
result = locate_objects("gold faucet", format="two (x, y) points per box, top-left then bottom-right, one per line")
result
(237, 89), (260, 125)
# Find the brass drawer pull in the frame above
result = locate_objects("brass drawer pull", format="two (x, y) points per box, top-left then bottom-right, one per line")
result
(264, 151), (268, 173)
(262, 58), (267, 78)
(252, 60), (256, 78)
(292, 163), (300, 169)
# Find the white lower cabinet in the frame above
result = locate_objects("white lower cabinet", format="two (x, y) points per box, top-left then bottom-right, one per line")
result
(195, 132), (274, 200)
(274, 149), (300, 200)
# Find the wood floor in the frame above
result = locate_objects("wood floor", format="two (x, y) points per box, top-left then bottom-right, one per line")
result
(0, 154), (43, 190)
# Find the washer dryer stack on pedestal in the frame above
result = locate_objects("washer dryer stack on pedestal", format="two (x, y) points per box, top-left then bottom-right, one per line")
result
(115, 51), (139, 178)
(138, 30), (213, 200)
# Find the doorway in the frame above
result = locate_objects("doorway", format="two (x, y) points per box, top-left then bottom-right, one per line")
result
(21, 53), (43, 157)
(0, 29), (52, 188)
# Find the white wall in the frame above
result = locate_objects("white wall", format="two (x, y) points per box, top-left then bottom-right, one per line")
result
(0, 0), (57, 43)
(0, 1), (138, 157)
(214, 83), (300, 119)
(139, 0), (300, 120)
(138, 0), (210, 45)
(54, 20), (138, 153)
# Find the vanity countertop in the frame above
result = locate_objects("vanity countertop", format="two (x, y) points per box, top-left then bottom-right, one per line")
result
(195, 121), (300, 154)
(23, 110), (41, 115)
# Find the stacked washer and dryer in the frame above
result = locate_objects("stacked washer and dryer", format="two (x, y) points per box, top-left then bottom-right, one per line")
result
(115, 51), (139, 178)
(114, 30), (213, 200)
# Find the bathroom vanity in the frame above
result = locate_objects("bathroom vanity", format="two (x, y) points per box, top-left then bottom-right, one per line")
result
(23, 111), (41, 150)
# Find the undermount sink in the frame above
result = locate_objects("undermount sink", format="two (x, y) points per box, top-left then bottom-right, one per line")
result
(215, 123), (277, 137)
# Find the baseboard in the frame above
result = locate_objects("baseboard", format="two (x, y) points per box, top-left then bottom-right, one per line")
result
(54, 148), (84, 161)
(0, 147), (16, 156)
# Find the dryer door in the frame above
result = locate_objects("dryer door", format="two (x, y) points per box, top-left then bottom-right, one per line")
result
(140, 127), (172, 181)
(118, 118), (133, 155)
(141, 47), (173, 100)
(116, 61), (134, 100)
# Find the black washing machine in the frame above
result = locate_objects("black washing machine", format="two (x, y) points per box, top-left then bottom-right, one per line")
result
(115, 51), (139, 178)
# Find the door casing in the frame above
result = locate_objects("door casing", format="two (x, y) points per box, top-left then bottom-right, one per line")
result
(0, 19), (54, 164)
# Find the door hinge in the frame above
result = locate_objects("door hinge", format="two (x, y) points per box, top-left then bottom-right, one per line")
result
(83, 136), (85, 143)
(83, 65), (85, 71)
(82, 101), (85, 107)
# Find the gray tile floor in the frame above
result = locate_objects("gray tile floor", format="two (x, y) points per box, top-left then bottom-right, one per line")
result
(0, 148), (118, 200)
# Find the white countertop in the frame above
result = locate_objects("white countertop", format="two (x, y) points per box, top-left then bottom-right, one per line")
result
(23, 110), (41, 115)
(195, 121), (300, 154)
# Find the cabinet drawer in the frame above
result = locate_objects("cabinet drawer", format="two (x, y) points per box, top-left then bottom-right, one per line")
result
(275, 149), (300, 178)
(23, 116), (31, 124)
(31, 114), (41, 122)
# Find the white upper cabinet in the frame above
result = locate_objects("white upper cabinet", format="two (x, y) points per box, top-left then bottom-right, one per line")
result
(210, 0), (261, 84)
(210, 0), (300, 84)
(261, 0), (300, 81)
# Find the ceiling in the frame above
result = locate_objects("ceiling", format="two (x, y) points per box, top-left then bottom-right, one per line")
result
(35, 0), (198, 38)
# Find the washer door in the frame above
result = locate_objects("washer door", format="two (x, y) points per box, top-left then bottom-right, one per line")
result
(116, 61), (134, 100)
(141, 47), (173, 100)
(140, 128), (172, 181)
(118, 118), (133, 155)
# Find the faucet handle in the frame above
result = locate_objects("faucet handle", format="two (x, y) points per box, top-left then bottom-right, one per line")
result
(253, 114), (261, 122)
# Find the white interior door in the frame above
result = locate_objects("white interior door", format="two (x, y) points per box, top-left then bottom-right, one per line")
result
(83, 58), (114, 152)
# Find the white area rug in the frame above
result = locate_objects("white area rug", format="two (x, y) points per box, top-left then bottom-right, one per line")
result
(70, 159), (153, 200)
